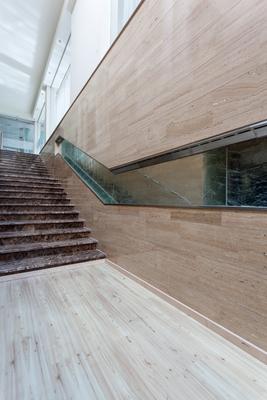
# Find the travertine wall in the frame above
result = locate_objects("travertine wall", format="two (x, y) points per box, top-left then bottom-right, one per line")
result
(54, 0), (267, 168)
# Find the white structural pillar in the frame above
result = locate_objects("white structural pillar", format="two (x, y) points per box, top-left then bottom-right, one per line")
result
(70, 0), (111, 100)
(45, 86), (57, 139)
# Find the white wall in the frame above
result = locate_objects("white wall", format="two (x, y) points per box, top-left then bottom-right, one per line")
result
(110, 0), (141, 41)
(70, 0), (111, 100)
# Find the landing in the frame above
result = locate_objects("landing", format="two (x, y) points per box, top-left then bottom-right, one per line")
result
(0, 260), (266, 399)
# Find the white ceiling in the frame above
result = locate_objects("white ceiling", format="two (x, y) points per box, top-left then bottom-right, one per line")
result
(0, 0), (64, 119)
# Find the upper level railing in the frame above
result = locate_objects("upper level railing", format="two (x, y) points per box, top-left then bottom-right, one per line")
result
(58, 134), (267, 208)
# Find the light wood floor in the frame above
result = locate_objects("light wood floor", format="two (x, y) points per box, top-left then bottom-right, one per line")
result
(0, 260), (266, 400)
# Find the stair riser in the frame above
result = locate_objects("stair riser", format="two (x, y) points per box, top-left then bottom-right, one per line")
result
(0, 213), (79, 221)
(0, 251), (105, 276)
(0, 186), (64, 193)
(0, 231), (90, 245)
(0, 161), (47, 169)
(0, 242), (97, 262)
(0, 179), (61, 187)
(0, 205), (74, 212)
(0, 168), (50, 177)
(0, 197), (70, 205)
(0, 155), (40, 162)
(0, 165), (47, 173)
(0, 174), (59, 183)
(0, 184), (63, 191)
(0, 158), (44, 163)
(0, 193), (67, 199)
(0, 221), (84, 232)
(0, 152), (39, 158)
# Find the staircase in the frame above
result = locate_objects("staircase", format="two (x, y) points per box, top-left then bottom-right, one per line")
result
(0, 149), (106, 275)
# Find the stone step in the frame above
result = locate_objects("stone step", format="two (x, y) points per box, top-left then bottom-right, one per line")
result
(0, 153), (43, 160)
(0, 154), (41, 161)
(0, 173), (60, 183)
(0, 219), (85, 232)
(0, 237), (98, 262)
(0, 250), (106, 275)
(0, 150), (40, 160)
(0, 160), (47, 171)
(0, 210), (79, 221)
(0, 149), (106, 272)
(0, 156), (40, 163)
(0, 191), (67, 199)
(0, 204), (75, 212)
(0, 177), (61, 186)
(0, 163), (46, 171)
(0, 196), (71, 204)
(0, 167), (50, 177)
(0, 183), (63, 192)
(0, 182), (63, 190)
(0, 227), (91, 245)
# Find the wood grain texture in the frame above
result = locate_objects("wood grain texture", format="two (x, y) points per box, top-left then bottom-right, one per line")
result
(41, 155), (267, 358)
(51, 0), (267, 168)
(0, 260), (266, 400)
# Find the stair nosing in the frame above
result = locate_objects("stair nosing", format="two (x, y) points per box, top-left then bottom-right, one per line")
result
(0, 173), (59, 181)
(0, 190), (65, 194)
(0, 250), (106, 272)
(0, 203), (74, 207)
(0, 218), (85, 226)
(0, 227), (91, 239)
(0, 210), (79, 216)
(0, 237), (98, 255)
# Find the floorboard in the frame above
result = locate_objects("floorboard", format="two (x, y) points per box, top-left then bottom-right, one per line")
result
(0, 260), (266, 400)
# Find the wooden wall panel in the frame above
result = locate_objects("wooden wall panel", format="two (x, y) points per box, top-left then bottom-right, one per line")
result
(42, 154), (267, 357)
(54, 0), (267, 168)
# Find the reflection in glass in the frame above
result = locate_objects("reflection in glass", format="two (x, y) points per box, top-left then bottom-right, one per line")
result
(0, 115), (34, 153)
(61, 137), (267, 208)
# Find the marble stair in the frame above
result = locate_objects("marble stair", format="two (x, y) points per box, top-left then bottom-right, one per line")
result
(0, 149), (106, 275)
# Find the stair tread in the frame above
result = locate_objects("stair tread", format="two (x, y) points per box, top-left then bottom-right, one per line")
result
(0, 162), (47, 168)
(0, 182), (62, 187)
(0, 173), (59, 181)
(0, 237), (97, 254)
(0, 169), (50, 175)
(0, 194), (69, 198)
(0, 218), (85, 226)
(0, 250), (106, 273)
(0, 199), (71, 205)
(0, 227), (91, 239)
(0, 203), (74, 207)
(0, 181), (61, 187)
(0, 173), (55, 180)
(0, 189), (65, 194)
(0, 210), (79, 215)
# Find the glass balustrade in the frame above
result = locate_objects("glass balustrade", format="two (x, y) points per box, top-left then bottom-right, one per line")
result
(60, 136), (267, 208)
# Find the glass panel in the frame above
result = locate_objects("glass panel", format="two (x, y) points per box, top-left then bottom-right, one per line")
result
(227, 139), (267, 207)
(0, 115), (34, 153)
(60, 137), (267, 208)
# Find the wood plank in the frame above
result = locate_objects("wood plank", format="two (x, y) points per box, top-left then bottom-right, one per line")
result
(0, 260), (266, 400)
